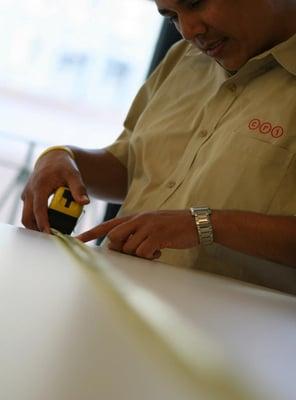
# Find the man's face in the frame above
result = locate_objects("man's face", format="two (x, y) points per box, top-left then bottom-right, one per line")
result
(155, 0), (292, 71)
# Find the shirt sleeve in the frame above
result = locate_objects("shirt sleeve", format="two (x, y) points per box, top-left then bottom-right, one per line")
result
(106, 39), (191, 167)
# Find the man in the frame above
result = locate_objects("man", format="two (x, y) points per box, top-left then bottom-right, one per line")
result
(22, 0), (296, 294)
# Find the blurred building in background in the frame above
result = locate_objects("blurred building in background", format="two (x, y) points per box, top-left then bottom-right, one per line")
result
(0, 0), (162, 231)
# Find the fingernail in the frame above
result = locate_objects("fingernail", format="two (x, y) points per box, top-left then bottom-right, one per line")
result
(81, 195), (90, 203)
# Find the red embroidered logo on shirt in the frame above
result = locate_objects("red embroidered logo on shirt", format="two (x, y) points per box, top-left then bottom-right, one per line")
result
(248, 119), (284, 138)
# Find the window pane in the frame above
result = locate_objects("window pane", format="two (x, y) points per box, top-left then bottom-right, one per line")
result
(0, 0), (162, 227)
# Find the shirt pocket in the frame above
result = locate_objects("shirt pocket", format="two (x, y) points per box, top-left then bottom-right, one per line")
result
(189, 130), (294, 213)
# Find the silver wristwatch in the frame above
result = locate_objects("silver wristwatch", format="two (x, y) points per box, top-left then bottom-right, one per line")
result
(190, 207), (213, 246)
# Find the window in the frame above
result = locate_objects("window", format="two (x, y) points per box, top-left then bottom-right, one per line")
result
(0, 0), (162, 229)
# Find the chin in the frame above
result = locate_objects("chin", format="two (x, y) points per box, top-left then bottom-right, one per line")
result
(218, 56), (248, 72)
(217, 46), (250, 72)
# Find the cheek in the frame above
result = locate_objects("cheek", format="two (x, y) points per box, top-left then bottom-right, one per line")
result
(225, 20), (254, 55)
(236, 31), (265, 59)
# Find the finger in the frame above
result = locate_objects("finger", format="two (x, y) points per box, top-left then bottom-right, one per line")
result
(135, 238), (162, 260)
(33, 191), (51, 233)
(108, 230), (139, 252)
(67, 173), (90, 205)
(152, 250), (162, 259)
(21, 194), (39, 231)
(121, 231), (147, 255)
(76, 216), (132, 243)
(108, 241), (125, 252)
(107, 220), (141, 250)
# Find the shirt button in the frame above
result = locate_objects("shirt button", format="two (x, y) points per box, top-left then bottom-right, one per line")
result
(228, 83), (237, 92)
(200, 129), (208, 137)
(167, 181), (176, 188)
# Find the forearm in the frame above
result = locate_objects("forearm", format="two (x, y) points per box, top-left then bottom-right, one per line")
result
(68, 146), (128, 203)
(211, 210), (296, 267)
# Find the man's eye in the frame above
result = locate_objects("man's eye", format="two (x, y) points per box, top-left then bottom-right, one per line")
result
(165, 0), (203, 24)
(189, 0), (202, 8)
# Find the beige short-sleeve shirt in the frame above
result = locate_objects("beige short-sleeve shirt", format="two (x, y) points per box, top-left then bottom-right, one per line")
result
(106, 35), (296, 294)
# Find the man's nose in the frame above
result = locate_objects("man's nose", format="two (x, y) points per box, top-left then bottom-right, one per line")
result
(177, 12), (206, 41)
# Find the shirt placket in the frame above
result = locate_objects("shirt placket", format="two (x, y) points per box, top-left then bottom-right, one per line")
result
(154, 77), (244, 209)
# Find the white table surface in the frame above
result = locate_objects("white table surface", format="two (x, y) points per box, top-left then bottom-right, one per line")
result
(0, 223), (295, 400)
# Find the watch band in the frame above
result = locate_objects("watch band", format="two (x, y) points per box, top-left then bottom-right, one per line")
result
(190, 207), (213, 246)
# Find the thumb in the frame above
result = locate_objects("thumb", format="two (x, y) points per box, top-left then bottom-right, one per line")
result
(68, 176), (90, 205)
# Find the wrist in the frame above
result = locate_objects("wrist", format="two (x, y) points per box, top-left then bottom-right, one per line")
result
(35, 145), (75, 167)
(190, 207), (214, 246)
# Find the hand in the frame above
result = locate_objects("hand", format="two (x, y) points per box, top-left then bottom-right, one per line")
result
(21, 150), (89, 233)
(76, 210), (198, 260)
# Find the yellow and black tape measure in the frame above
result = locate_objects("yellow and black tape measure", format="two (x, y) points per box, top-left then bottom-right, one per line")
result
(48, 186), (83, 234)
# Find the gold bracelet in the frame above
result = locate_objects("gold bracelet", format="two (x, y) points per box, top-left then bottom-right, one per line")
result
(35, 145), (75, 166)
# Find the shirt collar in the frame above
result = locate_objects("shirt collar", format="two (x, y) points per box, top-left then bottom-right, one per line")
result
(185, 33), (296, 77)
(270, 33), (296, 76)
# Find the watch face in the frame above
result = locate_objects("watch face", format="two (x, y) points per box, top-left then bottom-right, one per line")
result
(190, 207), (211, 215)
